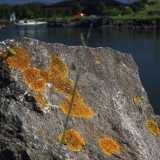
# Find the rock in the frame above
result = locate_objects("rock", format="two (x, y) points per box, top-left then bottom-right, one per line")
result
(149, 9), (160, 15)
(45, 16), (114, 28)
(45, 18), (160, 29)
(0, 38), (160, 160)
(72, 16), (114, 28)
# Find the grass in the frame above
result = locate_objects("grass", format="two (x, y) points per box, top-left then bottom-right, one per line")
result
(111, 1), (160, 21)
(112, 14), (160, 21)
(35, 16), (85, 22)
(56, 23), (92, 160)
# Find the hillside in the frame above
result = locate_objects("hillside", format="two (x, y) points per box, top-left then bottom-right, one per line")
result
(112, 1), (160, 21)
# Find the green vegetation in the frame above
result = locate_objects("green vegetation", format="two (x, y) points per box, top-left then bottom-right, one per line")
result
(0, 2), (45, 20)
(0, 2), (84, 25)
(0, 48), (16, 63)
(72, 1), (82, 14)
(111, 0), (160, 21)
(0, 1), (160, 25)
(96, 0), (160, 21)
(98, 1), (107, 15)
(112, 14), (160, 21)
(105, 8), (120, 16)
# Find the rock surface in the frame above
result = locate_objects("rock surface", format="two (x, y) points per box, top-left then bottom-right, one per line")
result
(0, 38), (160, 160)
(149, 9), (160, 15)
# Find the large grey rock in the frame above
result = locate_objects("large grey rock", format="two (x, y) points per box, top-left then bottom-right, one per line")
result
(0, 38), (160, 160)
(149, 9), (160, 15)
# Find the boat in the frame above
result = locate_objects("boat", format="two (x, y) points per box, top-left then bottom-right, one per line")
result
(15, 20), (46, 26)
(10, 12), (16, 21)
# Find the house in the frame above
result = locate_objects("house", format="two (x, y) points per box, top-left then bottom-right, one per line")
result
(44, 0), (125, 17)
(44, 0), (75, 17)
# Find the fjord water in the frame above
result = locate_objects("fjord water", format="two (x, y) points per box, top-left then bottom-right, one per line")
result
(0, 26), (160, 115)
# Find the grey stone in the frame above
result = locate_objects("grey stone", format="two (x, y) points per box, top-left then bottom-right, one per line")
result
(0, 38), (160, 160)
(149, 9), (160, 15)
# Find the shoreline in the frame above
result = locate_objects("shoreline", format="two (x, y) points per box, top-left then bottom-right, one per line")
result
(45, 17), (160, 29)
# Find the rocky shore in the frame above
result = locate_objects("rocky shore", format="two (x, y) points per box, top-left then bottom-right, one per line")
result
(45, 16), (160, 29)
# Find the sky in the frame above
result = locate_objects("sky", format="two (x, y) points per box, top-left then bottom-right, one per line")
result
(0, 0), (139, 5)
(0, 0), (61, 5)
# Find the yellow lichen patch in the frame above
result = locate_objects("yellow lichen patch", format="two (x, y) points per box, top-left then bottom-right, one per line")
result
(95, 60), (101, 65)
(58, 129), (85, 152)
(50, 76), (74, 95)
(146, 120), (160, 135)
(51, 76), (68, 93)
(40, 70), (50, 82)
(60, 101), (93, 118)
(22, 67), (46, 91)
(48, 56), (68, 78)
(98, 137), (120, 156)
(1, 50), (8, 59)
(22, 67), (41, 84)
(65, 91), (83, 104)
(32, 92), (47, 109)
(30, 78), (46, 91)
(58, 77), (74, 95)
(5, 46), (30, 70)
(3, 47), (91, 113)
(133, 96), (141, 103)
(2, 47), (48, 109)
(47, 55), (93, 117)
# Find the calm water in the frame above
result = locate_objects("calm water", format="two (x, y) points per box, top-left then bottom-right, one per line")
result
(0, 26), (160, 115)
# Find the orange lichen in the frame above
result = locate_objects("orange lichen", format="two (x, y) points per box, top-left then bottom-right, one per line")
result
(21, 67), (46, 91)
(58, 129), (85, 152)
(22, 67), (41, 84)
(133, 96), (141, 103)
(1, 50), (8, 59)
(3, 47), (92, 113)
(60, 101), (93, 118)
(40, 70), (50, 82)
(4, 46), (30, 70)
(65, 91), (83, 104)
(48, 56), (68, 78)
(98, 137), (120, 156)
(95, 60), (101, 65)
(51, 76), (74, 95)
(32, 92), (47, 109)
(60, 89), (93, 118)
(146, 120), (160, 135)
(47, 56), (93, 117)
(3, 47), (47, 109)
(54, 77), (74, 95)
(30, 78), (46, 91)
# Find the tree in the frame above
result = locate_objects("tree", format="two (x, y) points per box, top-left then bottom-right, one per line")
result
(0, 3), (46, 20)
(25, 8), (34, 19)
(17, 2), (46, 19)
(105, 8), (120, 16)
(97, 1), (106, 15)
(24, 2), (45, 18)
(124, 7), (132, 15)
(141, 0), (148, 4)
(12, 5), (23, 19)
(119, 5), (125, 14)
(0, 4), (11, 19)
(72, 1), (82, 14)
(130, 1), (145, 12)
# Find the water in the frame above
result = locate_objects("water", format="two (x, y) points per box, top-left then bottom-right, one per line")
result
(0, 26), (160, 115)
